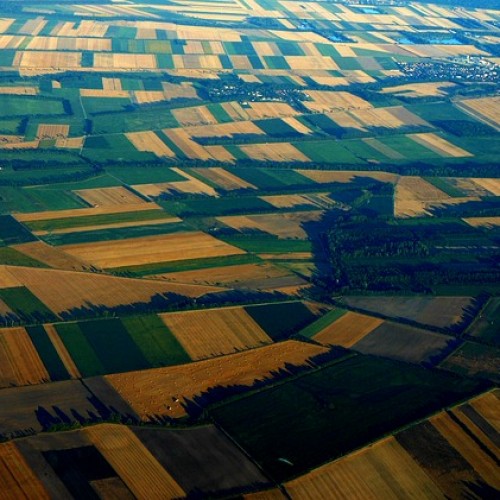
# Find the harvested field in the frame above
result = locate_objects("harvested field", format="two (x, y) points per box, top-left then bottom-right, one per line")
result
(353, 322), (455, 365)
(0, 266), (218, 315)
(409, 133), (472, 158)
(93, 53), (157, 70)
(465, 217), (500, 229)
(36, 124), (69, 139)
(105, 340), (329, 419)
(431, 412), (500, 489)
(133, 90), (167, 104)
(285, 437), (443, 499)
(16, 51), (82, 71)
(261, 193), (329, 209)
(55, 137), (84, 149)
(13, 241), (89, 271)
(0, 327), (49, 388)
(245, 102), (298, 120)
(43, 324), (81, 379)
(297, 170), (398, 184)
(190, 167), (256, 191)
(102, 77), (122, 91)
(85, 425), (185, 500)
(470, 178), (500, 196)
(204, 146), (235, 162)
(0, 86), (37, 95)
(362, 138), (405, 159)
(381, 82), (456, 98)
(218, 211), (323, 239)
(80, 89), (129, 98)
(172, 106), (217, 127)
(163, 128), (213, 160)
(469, 391), (500, 432)
(125, 131), (175, 158)
(303, 91), (371, 113)
(313, 311), (384, 348)
(74, 186), (150, 208)
(185, 120), (264, 139)
(159, 307), (272, 360)
(341, 296), (473, 330)
(239, 143), (310, 162)
(162, 82), (198, 100)
(0, 442), (50, 499)
(62, 232), (244, 269)
(457, 97), (500, 129)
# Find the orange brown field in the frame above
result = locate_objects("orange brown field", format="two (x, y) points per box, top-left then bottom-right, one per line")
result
(0, 327), (50, 388)
(12, 241), (89, 271)
(15, 51), (82, 71)
(463, 217), (500, 229)
(260, 193), (330, 209)
(313, 311), (384, 347)
(172, 105), (217, 127)
(36, 124), (69, 139)
(0, 442), (50, 499)
(85, 425), (185, 500)
(185, 120), (264, 139)
(470, 178), (500, 196)
(125, 131), (175, 158)
(55, 136), (84, 149)
(0, 266), (220, 315)
(163, 128), (213, 160)
(468, 390), (500, 432)
(61, 232), (244, 269)
(218, 211), (323, 239)
(409, 133), (472, 158)
(244, 489), (286, 500)
(431, 412), (500, 489)
(303, 91), (371, 113)
(106, 340), (329, 419)
(73, 186), (151, 207)
(285, 437), (443, 499)
(189, 167), (257, 190)
(239, 143), (310, 162)
(159, 307), (272, 360)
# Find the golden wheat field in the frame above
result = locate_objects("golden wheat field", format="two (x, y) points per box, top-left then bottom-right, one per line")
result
(159, 307), (272, 360)
(106, 340), (329, 419)
(125, 131), (175, 158)
(409, 133), (472, 158)
(74, 186), (151, 207)
(189, 167), (257, 190)
(313, 312), (384, 347)
(457, 97), (500, 128)
(239, 143), (310, 162)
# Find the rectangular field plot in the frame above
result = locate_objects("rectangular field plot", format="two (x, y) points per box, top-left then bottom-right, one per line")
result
(159, 307), (272, 360)
(210, 355), (485, 481)
(0, 215), (36, 246)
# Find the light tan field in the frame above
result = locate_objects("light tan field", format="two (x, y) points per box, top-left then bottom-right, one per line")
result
(221, 101), (250, 121)
(0, 327), (49, 388)
(1, 140), (39, 150)
(239, 143), (310, 162)
(303, 91), (372, 113)
(0, 134), (24, 144)
(36, 124), (69, 139)
(16, 51), (82, 70)
(133, 90), (166, 104)
(86, 425), (185, 499)
(395, 176), (450, 218)
(80, 89), (129, 98)
(106, 340), (329, 419)
(74, 186), (150, 207)
(14, 203), (162, 222)
(314, 312), (384, 347)
(363, 137), (405, 159)
(285, 437), (443, 499)
(0, 86), (37, 95)
(218, 211), (322, 239)
(245, 102), (298, 120)
(282, 117), (313, 134)
(160, 307), (272, 360)
(55, 137), (84, 149)
(13, 241), (89, 271)
(0, 266), (219, 315)
(0, 442), (50, 499)
(102, 77), (122, 90)
(162, 81), (199, 99)
(204, 145), (235, 162)
(297, 170), (398, 184)
(431, 412), (500, 489)
(172, 105), (217, 126)
(125, 131), (175, 158)
(189, 167), (257, 190)
(154, 262), (290, 287)
(469, 390), (500, 432)
(381, 82), (456, 97)
(62, 232), (244, 269)
(409, 133), (472, 158)
(185, 120), (264, 139)
(163, 128), (213, 160)
(261, 193), (331, 209)
(463, 217), (500, 229)
(43, 324), (81, 379)
(457, 97), (500, 129)
(93, 53), (157, 70)
(471, 178), (500, 196)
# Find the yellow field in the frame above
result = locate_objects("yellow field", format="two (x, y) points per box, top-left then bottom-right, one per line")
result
(86, 425), (185, 500)
(0, 327), (49, 388)
(74, 186), (150, 207)
(381, 82), (456, 98)
(463, 217), (500, 229)
(470, 178), (500, 196)
(36, 124), (69, 139)
(133, 90), (166, 104)
(303, 91), (371, 113)
(106, 340), (329, 419)
(172, 105), (217, 126)
(162, 81), (199, 99)
(261, 193), (330, 209)
(457, 97), (500, 129)
(12, 241), (89, 271)
(125, 131), (175, 158)
(93, 53), (157, 70)
(0, 265), (219, 315)
(204, 145), (235, 162)
(159, 307), (272, 360)
(61, 232), (244, 268)
(102, 77), (122, 90)
(409, 133), (472, 158)
(0, 86), (37, 95)
(185, 120), (264, 139)
(285, 437), (443, 499)
(189, 167), (257, 190)
(431, 413), (500, 489)
(16, 51), (82, 70)
(218, 211), (323, 239)
(163, 128), (213, 160)
(0, 442), (50, 499)
(80, 89), (129, 98)
(239, 143), (310, 162)
(313, 312), (384, 347)
(55, 137), (84, 149)
(245, 102), (298, 120)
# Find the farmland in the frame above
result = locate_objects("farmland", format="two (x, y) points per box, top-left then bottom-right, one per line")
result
(0, 0), (498, 496)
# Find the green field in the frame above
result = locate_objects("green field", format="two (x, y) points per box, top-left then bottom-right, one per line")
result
(298, 308), (347, 339)
(0, 286), (56, 323)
